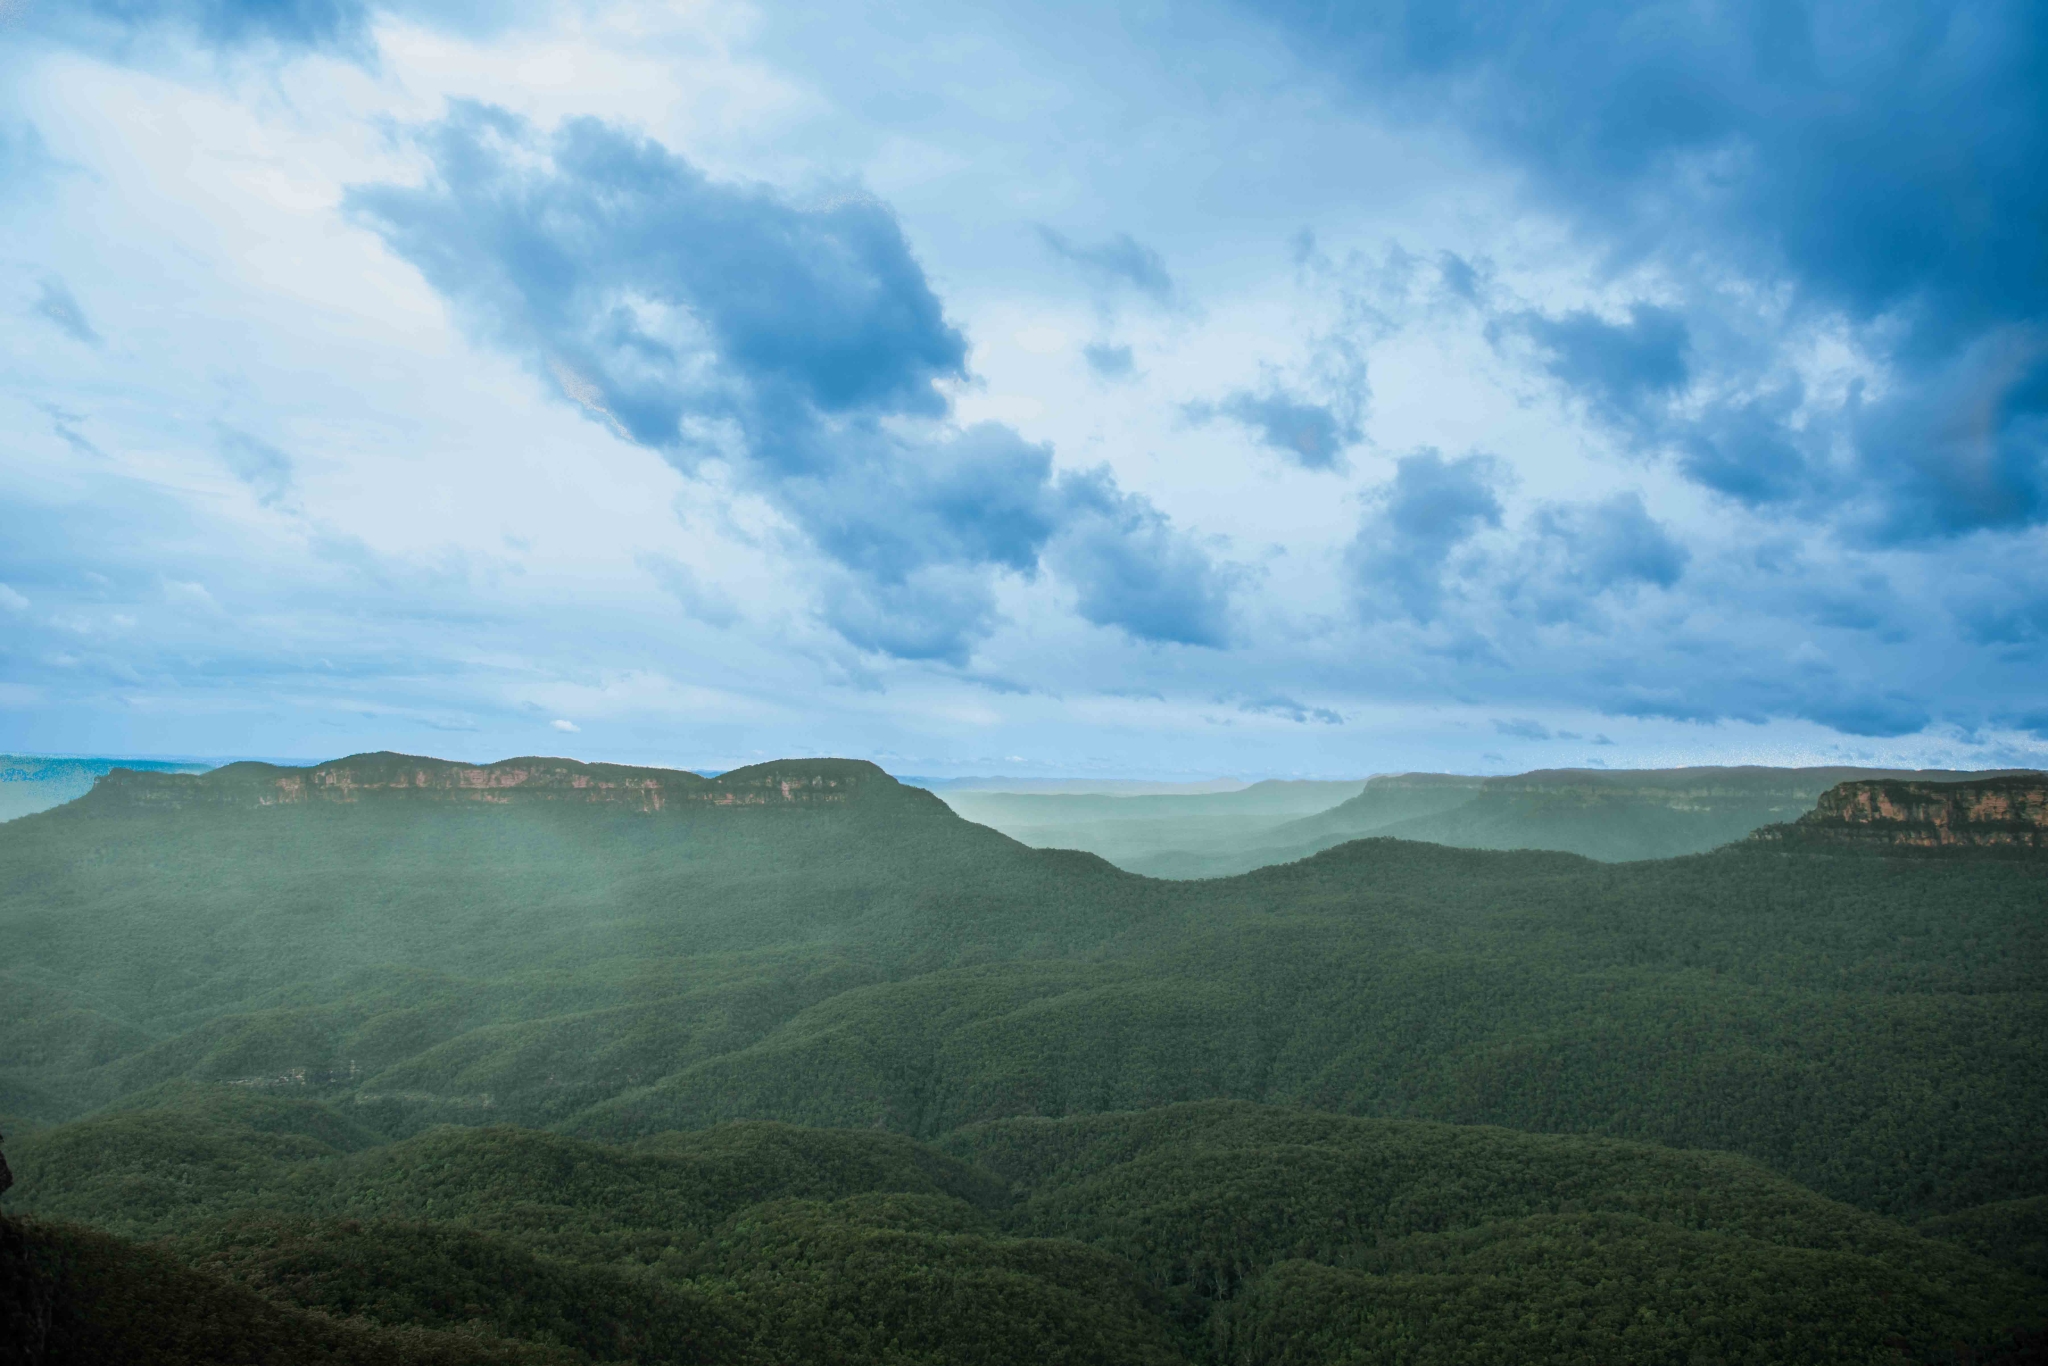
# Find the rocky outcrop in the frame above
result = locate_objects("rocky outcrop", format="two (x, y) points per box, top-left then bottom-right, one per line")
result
(79, 753), (901, 814)
(1481, 765), (2024, 813)
(1749, 776), (2048, 851)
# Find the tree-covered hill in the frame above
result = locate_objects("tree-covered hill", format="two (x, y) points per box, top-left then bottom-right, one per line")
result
(5, 1092), (2042, 1364)
(3, 753), (2047, 1362)
(2, 755), (2044, 1229)
(1132, 765), (2041, 876)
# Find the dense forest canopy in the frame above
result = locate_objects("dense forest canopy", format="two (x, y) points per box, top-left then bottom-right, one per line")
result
(2, 754), (2043, 1363)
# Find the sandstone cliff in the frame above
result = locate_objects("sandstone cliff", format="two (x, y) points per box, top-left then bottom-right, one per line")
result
(1749, 775), (2048, 851)
(76, 753), (900, 814)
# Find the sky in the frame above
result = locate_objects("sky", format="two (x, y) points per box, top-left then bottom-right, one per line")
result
(1, 0), (2044, 779)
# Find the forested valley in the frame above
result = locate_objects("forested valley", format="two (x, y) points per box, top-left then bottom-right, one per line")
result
(2, 755), (2043, 1364)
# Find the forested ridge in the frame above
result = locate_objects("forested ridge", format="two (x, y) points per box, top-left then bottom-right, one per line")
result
(1, 755), (2043, 1362)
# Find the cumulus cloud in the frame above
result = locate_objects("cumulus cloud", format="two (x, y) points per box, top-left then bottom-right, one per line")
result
(1348, 449), (1509, 621)
(550, 718), (579, 732)
(1189, 388), (1360, 472)
(1676, 383), (1817, 508)
(351, 103), (1231, 662)
(1050, 470), (1236, 648)
(1850, 328), (2048, 543)
(1037, 227), (1174, 304)
(1528, 493), (1688, 594)
(1511, 304), (1690, 432)
(1253, 0), (2048, 543)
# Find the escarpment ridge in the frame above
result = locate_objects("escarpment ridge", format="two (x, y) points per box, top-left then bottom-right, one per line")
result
(1750, 775), (2048, 851)
(76, 752), (907, 813)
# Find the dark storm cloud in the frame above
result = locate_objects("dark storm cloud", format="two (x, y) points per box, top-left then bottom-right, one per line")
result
(1252, 0), (2048, 543)
(350, 102), (968, 435)
(1513, 304), (1691, 431)
(1795, 691), (1934, 739)
(1050, 469), (1236, 648)
(1529, 493), (1688, 593)
(1348, 449), (1508, 622)
(1675, 384), (1817, 508)
(1037, 227), (1175, 304)
(350, 103), (1231, 662)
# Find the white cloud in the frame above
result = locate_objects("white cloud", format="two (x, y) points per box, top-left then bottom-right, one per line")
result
(0, 0), (2036, 774)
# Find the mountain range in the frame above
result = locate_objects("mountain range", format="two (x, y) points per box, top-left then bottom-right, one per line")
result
(1, 753), (2043, 1364)
(980, 764), (2042, 876)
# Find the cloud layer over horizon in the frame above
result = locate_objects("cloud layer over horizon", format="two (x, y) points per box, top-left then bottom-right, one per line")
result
(0, 0), (2041, 777)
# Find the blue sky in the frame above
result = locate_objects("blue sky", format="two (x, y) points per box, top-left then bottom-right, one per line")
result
(1, 0), (2043, 778)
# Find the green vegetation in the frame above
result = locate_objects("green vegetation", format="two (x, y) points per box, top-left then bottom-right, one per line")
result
(1117, 765), (2039, 876)
(1, 753), (2043, 1362)
(4, 1095), (2041, 1364)
(0, 1211), (567, 1364)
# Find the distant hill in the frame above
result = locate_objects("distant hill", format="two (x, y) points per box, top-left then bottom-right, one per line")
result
(4, 750), (2046, 1363)
(2, 751), (2043, 1228)
(0, 755), (214, 824)
(935, 778), (1367, 867)
(1126, 772), (1483, 875)
(1130, 765), (2044, 875)
(916, 776), (1252, 795)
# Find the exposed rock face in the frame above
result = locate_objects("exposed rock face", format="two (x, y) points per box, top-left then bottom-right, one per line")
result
(1750, 776), (2048, 851)
(79, 753), (897, 814)
(1480, 765), (2021, 813)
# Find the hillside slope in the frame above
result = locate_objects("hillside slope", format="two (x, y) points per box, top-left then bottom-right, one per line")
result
(6, 1094), (2041, 1366)
(2, 754), (2043, 1225)
(0, 753), (1154, 1129)
(1137, 765), (2041, 875)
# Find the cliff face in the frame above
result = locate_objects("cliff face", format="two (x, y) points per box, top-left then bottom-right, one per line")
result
(1478, 766), (2021, 813)
(79, 753), (898, 814)
(1750, 776), (2048, 851)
